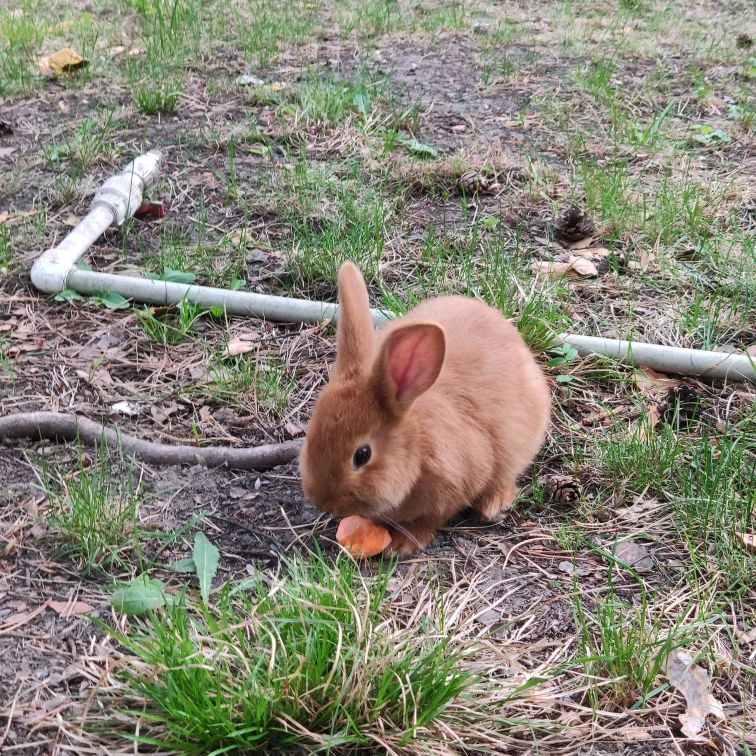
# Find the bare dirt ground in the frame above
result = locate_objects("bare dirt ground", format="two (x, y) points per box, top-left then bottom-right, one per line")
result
(1, 0), (755, 753)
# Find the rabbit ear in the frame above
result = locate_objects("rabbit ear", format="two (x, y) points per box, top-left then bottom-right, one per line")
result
(374, 322), (445, 413)
(334, 262), (375, 378)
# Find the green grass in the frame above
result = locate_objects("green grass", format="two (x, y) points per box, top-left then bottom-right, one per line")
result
(340, 0), (466, 38)
(287, 67), (391, 129)
(132, 80), (182, 114)
(240, 0), (316, 68)
(208, 353), (295, 414)
(573, 583), (695, 711)
(109, 552), (481, 753)
(0, 337), (14, 384)
(122, 0), (220, 112)
(598, 408), (756, 596)
(136, 299), (221, 346)
(280, 160), (393, 290)
(141, 223), (247, 289)
(43, 112), (120, 174)
(578, 158), (724, 245)
(0, 0), (46, 93)
(0, 223), (13, 270)
(35, 451), (146, 576)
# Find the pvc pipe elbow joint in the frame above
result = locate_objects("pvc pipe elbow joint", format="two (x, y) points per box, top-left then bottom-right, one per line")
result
(30, 149), (163, 293)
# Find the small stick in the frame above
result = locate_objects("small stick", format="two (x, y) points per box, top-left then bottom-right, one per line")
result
(0, 411), (303, 471)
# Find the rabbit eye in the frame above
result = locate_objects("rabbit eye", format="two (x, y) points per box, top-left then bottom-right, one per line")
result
(353, 445), (372, 469)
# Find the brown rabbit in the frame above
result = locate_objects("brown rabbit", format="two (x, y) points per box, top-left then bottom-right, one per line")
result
(299, 262), (551, 553)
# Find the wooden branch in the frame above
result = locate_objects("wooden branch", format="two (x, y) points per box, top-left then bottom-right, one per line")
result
(0, 412), (303, 471)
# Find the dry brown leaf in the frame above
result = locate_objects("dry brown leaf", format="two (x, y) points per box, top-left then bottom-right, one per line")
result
(570, 246), (610, 260)
(285, 420), (305, 437)
(640, 251), (656, 268)
(615, 496), (661, 521)
(531, 256), (599, 279)
(666, 651), (724, 739)
(225, 333), (257, 356)
(38, 47), (88, 76)
(634, 365), (681, 399)
(47, 600), (94, 619)
(229, 228), (253, 247)
(735, 532), (756, 554)
(0, 601), (50, 633)
(738, 626), (756, 645)
(0, 208), (37, 224)
(636, 404), (661, 443)
(269, 81), (287, 91)
(567, 236), (595, 250)
(613, 540), (653, 573)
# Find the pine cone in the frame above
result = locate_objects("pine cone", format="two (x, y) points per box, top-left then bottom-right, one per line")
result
(457, 169), (496, 195)
(660, 384), (701, 423)
(544, 474), (583, 505)
(554, 205), (596, 243)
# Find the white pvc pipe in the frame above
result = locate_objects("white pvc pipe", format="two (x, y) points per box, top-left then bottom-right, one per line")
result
(29, 150), (756, 383)
(31, 150), (164, 293)
(66, 269), (389, 325)
(64, 269), (755, 382)
(557, 334), (755, 382)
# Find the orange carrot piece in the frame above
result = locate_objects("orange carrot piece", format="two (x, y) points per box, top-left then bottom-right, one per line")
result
(336, 515), (392, 558)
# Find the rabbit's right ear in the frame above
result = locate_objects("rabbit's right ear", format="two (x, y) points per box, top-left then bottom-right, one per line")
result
(334, 262), (375, 378)
(373, 321), (445, 414)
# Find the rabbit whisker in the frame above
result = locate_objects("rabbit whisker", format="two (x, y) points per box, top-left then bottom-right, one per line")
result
(375, 515), (421, 548)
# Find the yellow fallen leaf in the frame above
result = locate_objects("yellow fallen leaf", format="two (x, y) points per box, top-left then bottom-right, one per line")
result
(229, 228), (253, 247)
(39, 47), (89, 76)
(269, 81), (287, 91)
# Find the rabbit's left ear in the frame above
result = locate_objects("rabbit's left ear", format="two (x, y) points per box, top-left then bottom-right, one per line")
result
(373, 321), (446, 414)
(334, 262), (375, 379)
